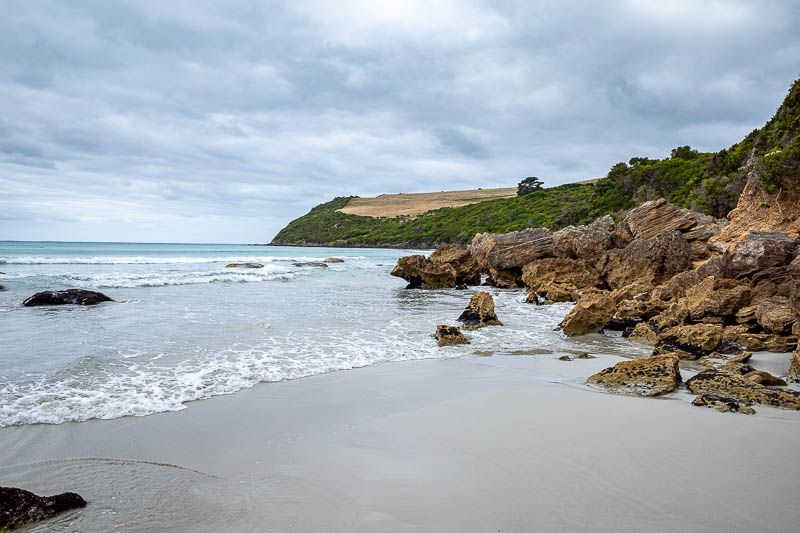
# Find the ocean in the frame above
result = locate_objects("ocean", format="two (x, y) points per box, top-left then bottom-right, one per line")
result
(0, 241), (645, 428)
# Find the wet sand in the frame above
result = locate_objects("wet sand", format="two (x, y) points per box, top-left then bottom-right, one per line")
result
(2, 352), (799, 532)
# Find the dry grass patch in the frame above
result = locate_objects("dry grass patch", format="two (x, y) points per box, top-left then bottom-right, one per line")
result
(337, 187), (517, 218)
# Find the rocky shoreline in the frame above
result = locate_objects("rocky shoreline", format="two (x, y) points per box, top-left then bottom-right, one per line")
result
(391, 176), (800, 414)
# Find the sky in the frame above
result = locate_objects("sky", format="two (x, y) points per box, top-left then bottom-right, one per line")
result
(1, 1), (798, 243)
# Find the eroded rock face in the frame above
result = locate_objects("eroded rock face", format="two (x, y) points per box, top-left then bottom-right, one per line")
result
(626, 323), (659, 345)
(323, 257), (344, 263)
(603, 231), (693, 290)
(23, 289), (113, 307)
(623, 199), (705, 240)
(719, 231), (797, 279)
(226, 262), (264, 268)
(521, 257), (604, 296)
(649, 300), (690, 331)
(789, 348), (800, 383)
(691, 394), (755, 415)
(654, 324), (724, 360)
(552, 215), (615, 263)
(686, 369), (800, 410)
(468, 228), (554, 270)
(743, 370), (787, 386)
(616, 299), (668, 326)
(685, 277), (751, 321)
(653, 258), (722, 301)
(754, 296), (796, 334)
(435, 325), (469, 347)
(560, 291), (616, 336)
(585, 354), (681, 396)
(487, 267), (524, 289)
(457, 291), (503, 330)
(390, 246), (481, 289)
(0, 487), (87, 530)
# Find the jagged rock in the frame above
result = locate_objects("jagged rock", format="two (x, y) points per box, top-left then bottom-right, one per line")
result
(0, 487), (87, 530)
(576, 351), (594, 359)
(719, 231), (797, 279)
(391, 246), (480, 289)
(743, 370), (787, 386)
(226, 262), (264, 268)
(616, 299), (668, 324)
(684, 222), (725, 243)
(525, 281), (576, 304)
(685, 276), (751, 321)
(609, 280), (654, 303)
(653, 324), (724, 360)
(585, 354), (681, 397)
(468, 228), (553, 270)
(686, 369), (800, 410)
(292, 262), (329, 268)
(23, 289), (113, 307)
(552, 216), (615, 264)
(789, 348), (800, 383)
(558, 355), (572, 361)
(458, 292), (503, 330)
(649, 300), (689, 330)
(486, 267), (524, 288)
(521, 257), (604, 296)
(754, 296), (796, 334)
(735, 333), (797, 352)
(622, 198), (705, 240)
(653, 258), (722, 301)
(0, 284), (6, 291)
(435, 325), (469, 347)
(626, 322), (659, 345)
(323, 257), (344, 263)
(603, 231), (693, 290)
(560, 291), (616, 336)
(692, 394), (756, 415)
(734, 305), (758, 328)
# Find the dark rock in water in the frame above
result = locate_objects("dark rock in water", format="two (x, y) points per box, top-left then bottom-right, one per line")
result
(23, 289), (113, 307)
(226, 262), (264, 268)
(323, 257), (344, 263)
(435, 325), (469, 346)
(692, 394), (756, 415)
(575, 351), (594, 359)
(292, 262), (329, 268)
(391, 246), (481, 289)
(457, 291), (503, 330)
(0, 487), (87, 530)
(558, 355), (572, 361)
(0, 284), (6, 291)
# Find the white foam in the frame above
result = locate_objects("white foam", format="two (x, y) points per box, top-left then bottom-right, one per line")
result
(0, 255), (366, 265)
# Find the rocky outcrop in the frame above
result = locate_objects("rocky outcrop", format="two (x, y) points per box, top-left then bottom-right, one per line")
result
(292, 262), (329, 268)
(468, 228), (553, 270)
(719, 231), (797, 279)
(552, 216), (615, 264)
(435, 325), (469, 346)
(521, 257), (604, 302)
(743, 370), (787, 386)
(585, 354), (681, 396)
(686, 369), (800, 410)
(457, 292), (502, 329)
(653, 258), (722, 301)
(560, 291), (616, 336)
(653, 324), (724, 360)
(226, 262), (264, 268)
(603, 231), (693, 290)
(714, 176), (800, 244)
(623, 198), (714, 240)
(754, 296), (796, 334)
(691, 394), (756, 415)
(0, 487), (87, 530)
(391, 246), (481, 289)
(23, 289), (113, 307)
(684, 277), (751, 321)
(486, 266), (525, 288)
(626, 322), (660, 345)
(323, 257), (344, 263)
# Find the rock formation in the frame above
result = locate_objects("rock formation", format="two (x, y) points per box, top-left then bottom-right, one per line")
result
(560, 291), (615, 336)
(390, 246), (481, 289)
(457, 292), (502, 329)
(435, 325), (469, 346)
(0, 487), (87, 530)
(292, 262), (329, 268)
(585, 354), (681, 396)
(323, 257), (344, 263)
(226, 262), (264, 268)
(23, 289), (113, 307)
(686, 369), (800, 410)
(691, 394), (756, 415)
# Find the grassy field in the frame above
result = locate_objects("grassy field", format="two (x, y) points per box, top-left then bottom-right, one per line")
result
(337, 187), (517, 218)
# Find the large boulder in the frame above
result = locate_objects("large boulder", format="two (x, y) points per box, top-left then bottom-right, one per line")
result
(684, 276), (751, 321)
(323, 257), (344, 263)
(653, 258), (722, 301)
(468, 227), (553, 270)
(521, 257), (604, 297)
(585, 354), (681, 397)
(226, 262), (264, 268)
(0, 487), (87, 530)
(719, 231), (797, 279)
(686, 369), (800, 410)
(435, 325), (470, 347)
(754, 296), (796, 334)
(486, 266), (525, 289)
(626, 322), (660, 345)
(390, 246), (481, 289)
(560, 291), (616, 336)
(23, 289), (113, 307)
(603, 230), (693, 290)
(653, 324), (724, 360)
(552, 215), (615, 264)
(457, 291), (503, 330)
(622, 198), (708, 240)
(649, 300), (690, 330)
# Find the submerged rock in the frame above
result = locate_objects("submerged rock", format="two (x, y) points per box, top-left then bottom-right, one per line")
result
(23, 289), (113, 307)
(292, 262), (329, 268)
(323, 257), (344, 263)
(560, 291), (615, 336)
(457, 291), (503, 330)
(691, 394), (756, 415)
(686, 369), (800, 410)
(0, 487), (87, 530)
(585, 354), (681, 397)
(226, 262), (264, 268)
(435, 325), (469, 347)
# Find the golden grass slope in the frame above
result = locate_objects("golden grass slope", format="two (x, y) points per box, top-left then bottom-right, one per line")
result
(337, 187), (517, 218)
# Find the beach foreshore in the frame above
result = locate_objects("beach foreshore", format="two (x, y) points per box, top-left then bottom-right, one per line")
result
(2, 353), (799, 532)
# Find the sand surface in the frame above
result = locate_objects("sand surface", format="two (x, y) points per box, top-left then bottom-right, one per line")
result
(2, 353), (800, 532)
(337, 188), (517, 217)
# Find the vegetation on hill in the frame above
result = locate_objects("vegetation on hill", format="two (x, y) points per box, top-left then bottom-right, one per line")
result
(272, 79), (800, 248)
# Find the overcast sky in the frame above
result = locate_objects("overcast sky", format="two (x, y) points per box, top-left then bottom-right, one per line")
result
(1, 1), (798, 243)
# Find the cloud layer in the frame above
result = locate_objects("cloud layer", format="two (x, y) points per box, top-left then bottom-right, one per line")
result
(1, 0), (798, 242)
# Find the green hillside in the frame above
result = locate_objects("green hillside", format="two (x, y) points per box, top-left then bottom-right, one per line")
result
(272, 79), (800, 248)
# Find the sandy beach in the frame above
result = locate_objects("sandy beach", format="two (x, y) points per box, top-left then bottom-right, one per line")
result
(2, 351), (799, 532)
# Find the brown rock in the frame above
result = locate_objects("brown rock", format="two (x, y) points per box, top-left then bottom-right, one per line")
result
(390, 246), (481, 289)
(754, 296), (796, 334)
(435, 325), (470, 347)
(789, 348), (800, 383)
(626, 323), (659, 345)
(585, 354), (681, 397)
(654, 258), (722, 301)
(458, 291), (503, 330)
(521, 257), (604, 294)
(654, 324), (724, 360)
(743, 370), (787, 386)
(685, 276), (751, 321)
(603, 231), (693, 290)
(623, 198), (705, 240)
(323, 257), (344, 263)
(719, 231), (797, 279)
(0, 487), (87, 530)
(468, 227), (553, 270)
(692, 394), (756, 415)
(649, 300), (690, 330)
(552, 215), (615, 263)
(486, 267), (525, 288)
(525, 281), (576, 304)
(558, 355), (572, 361)
(736, 333), (797, 352)
(226, 262), (264, 268)
(686, 369), (800, 410)
(610, 281), (654, 303)
(560, 291), (616, 336)
(616, 299), (668, 324)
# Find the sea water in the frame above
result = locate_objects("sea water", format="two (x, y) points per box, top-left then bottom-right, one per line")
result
(0, 241), (646, 428)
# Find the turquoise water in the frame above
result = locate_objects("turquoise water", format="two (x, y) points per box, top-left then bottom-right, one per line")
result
(0, 241), (643, 427)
